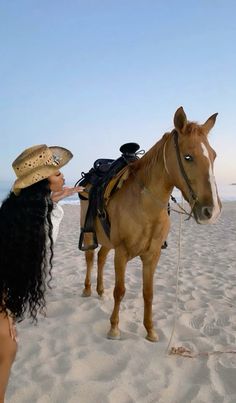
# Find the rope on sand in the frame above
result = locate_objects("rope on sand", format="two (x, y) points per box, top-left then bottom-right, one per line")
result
(165, 196), (183, 355)
(169, 346), (236, 358)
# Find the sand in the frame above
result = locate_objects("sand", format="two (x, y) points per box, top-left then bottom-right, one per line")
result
(6, 201), (236, 403)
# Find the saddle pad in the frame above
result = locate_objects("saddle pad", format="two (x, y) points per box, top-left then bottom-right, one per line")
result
(104, 165), (130, 204)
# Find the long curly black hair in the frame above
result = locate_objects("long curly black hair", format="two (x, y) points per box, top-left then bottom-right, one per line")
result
(0, 179), (54, 322)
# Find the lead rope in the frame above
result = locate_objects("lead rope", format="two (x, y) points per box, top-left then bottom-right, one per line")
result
(166, 196), (236, 358)
(165, 194), (183, 355)
(163, 136), (236, 357)
(169, 195), (194, 219)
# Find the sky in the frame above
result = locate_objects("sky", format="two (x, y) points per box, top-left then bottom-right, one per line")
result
(0, 0), (236, 187)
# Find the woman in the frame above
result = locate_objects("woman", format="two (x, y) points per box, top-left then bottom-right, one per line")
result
(0, 144), (83, 402)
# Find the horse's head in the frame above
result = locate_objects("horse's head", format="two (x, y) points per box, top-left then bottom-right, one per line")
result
(167, 107), (222, 224)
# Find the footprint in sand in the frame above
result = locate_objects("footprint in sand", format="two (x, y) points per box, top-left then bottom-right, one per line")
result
(189, 314), (205, 329)
(126, 322), (139, 333)
(215, 315), (230, 327)
(202, 322), (220, 336)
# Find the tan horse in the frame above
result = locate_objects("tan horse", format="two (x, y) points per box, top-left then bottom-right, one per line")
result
(80, 107), (221, 342)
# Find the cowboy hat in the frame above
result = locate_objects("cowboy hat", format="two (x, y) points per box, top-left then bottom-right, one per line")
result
(12, 144), (73, 194)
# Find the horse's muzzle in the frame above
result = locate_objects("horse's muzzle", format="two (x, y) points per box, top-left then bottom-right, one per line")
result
(193, 202), (222, 224)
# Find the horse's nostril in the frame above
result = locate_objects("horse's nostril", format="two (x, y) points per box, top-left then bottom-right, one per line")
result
(202, 206), (213, 219)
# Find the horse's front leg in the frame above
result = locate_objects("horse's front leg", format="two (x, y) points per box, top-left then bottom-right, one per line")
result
(96, 246), (110, 297)
(107, 247), (127, 340)
(141, 251), (161, 342)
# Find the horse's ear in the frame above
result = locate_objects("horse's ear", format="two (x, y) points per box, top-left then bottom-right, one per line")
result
(174, 107), (187, 132)
(202, 113), (218, 135)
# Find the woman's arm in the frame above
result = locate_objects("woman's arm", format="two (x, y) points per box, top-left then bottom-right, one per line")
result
(51, 186), (84, 203)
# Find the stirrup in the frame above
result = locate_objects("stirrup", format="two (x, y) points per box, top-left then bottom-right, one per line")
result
(79, 229), (98, 251)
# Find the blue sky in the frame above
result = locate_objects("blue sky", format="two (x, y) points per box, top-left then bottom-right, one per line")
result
(1, 0), (236, 186)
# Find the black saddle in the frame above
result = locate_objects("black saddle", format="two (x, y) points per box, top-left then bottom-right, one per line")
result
(78, 142), (141, 190)
(76, 143), (142, 250)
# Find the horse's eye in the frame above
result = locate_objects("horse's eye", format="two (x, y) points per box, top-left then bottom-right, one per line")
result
(184, 154), (193, 162)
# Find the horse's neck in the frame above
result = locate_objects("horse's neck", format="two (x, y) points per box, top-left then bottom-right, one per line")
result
(135, 133), (174, 205)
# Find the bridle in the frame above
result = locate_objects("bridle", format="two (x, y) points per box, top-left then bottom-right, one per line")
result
(164, 130), (198, 219)
(172, 130), (198, 204)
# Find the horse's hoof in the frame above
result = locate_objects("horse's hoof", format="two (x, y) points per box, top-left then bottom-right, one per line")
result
(146, 330), (159, 342)
(97, 289), (104, 297)
(82, 289), (91, 297)
(107, 328), (121, 340)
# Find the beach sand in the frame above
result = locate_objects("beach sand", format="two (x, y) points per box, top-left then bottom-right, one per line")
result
(6, 202), (236, 403)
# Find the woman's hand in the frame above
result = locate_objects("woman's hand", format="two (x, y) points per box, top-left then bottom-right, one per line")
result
(51, 186), (85, 203)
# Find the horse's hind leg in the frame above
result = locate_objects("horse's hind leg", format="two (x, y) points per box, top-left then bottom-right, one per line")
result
(107, 247), (127, 340)
(96, 246), (110, 297)
(82, 234), (94, 297)
(141, 252), (161, 342)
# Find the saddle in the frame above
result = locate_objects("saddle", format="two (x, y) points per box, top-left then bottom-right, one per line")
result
(76, 143), (142, 250)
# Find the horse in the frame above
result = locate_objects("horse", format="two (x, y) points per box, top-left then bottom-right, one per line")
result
(80, 107), (222, 342)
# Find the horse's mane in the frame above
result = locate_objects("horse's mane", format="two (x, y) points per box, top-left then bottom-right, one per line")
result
(130, 122), (205, 184)
(131, 132), (170, 183)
